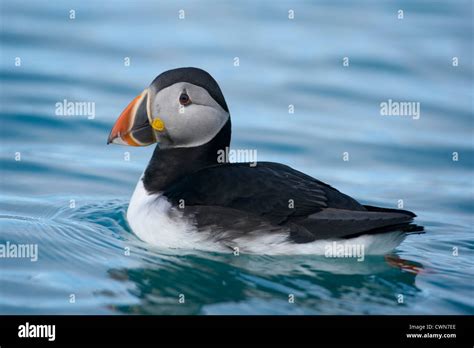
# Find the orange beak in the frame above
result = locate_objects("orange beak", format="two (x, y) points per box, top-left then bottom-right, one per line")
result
(107, 89), (156, 146)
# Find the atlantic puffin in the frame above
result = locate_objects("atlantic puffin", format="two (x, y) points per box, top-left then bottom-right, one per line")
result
(108, 67), (422, 254)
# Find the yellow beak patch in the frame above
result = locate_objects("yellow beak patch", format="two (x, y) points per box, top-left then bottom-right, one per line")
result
(151, 118), (165, 131)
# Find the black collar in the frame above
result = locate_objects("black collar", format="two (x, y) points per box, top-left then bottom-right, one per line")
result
(143, 119), (231, 193)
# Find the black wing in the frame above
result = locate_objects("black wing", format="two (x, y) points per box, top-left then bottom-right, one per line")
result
(163, 162), (418, 242)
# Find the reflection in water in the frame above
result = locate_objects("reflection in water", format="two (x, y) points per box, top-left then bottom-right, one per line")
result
(106, 252), (422, 314)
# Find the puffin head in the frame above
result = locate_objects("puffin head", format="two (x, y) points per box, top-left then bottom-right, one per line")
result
(108, 67), (230, 149)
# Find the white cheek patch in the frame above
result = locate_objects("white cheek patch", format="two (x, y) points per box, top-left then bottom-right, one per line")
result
(150, 82), (229, 148)
(174, 104), (228, 147)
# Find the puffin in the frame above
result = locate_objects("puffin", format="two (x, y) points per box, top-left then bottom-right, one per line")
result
(108, 67), (422, 254)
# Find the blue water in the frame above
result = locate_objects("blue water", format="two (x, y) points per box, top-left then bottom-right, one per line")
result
(1, 0), (473, 314)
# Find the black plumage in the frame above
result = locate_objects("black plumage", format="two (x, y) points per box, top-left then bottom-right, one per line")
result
(150, 67), (229, 112)
(161, 161), (421, 243)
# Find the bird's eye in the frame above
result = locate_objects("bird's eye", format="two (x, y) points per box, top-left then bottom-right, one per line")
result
(179, 92), (191, 106)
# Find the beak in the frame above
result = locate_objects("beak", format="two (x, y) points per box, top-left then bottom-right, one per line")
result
(107, 89), (157, 146)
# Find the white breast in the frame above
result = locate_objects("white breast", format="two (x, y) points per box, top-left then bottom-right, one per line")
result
(127, 177), (228, 251)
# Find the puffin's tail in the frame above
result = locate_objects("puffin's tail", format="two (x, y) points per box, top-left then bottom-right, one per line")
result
(362, 205), (424, 235)
(363, 205), (416, 217)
